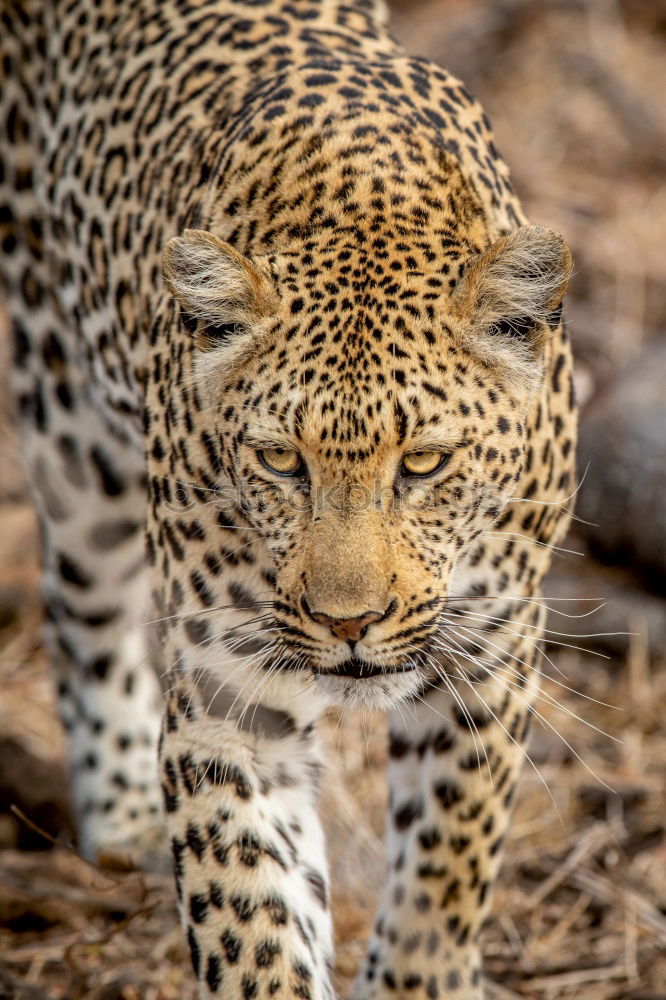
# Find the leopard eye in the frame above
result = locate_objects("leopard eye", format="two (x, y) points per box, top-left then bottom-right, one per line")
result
(401, 451), (450, 478)
(258, 447), (304, 477)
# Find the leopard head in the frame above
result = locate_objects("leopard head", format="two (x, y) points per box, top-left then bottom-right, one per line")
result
(163, 221), (571, 707)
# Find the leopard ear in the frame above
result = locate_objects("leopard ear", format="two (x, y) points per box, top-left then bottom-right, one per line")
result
(162, 229), (277, 355)
(455, 225), (572, 384)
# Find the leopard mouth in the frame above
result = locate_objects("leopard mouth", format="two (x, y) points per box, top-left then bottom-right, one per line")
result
(314, 658), (416, 679)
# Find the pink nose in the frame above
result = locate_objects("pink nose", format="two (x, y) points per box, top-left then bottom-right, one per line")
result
(307, 609), (385, 642)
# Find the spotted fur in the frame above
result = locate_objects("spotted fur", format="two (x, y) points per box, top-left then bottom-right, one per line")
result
(1, 2), (576, 997)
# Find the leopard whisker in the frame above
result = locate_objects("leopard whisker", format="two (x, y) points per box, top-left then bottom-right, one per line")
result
(441, 632), (616, 791)
(221, 645), (284, 729)
(144, 599), (275, 627)
(483, 530), (584, 558)
(191, 616), (278, 652)
(450, 617), (613, 661)
(445, 655), (561, 818)
(437, 620), (619, 710)
(417, 648), (491, 782)
(444, 593), (609, 616)
(219, 623), (285, 654)
(439, 611), (575, 684)
(508, 460), (591, 511)
(435, 630), (620, 742)
(241, 656), (286, 733)
(442, 606), (630, 643)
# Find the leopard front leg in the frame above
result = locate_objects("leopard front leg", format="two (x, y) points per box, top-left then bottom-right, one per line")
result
(161, 678), (335, 1000)
(357, 664), (536, 1000)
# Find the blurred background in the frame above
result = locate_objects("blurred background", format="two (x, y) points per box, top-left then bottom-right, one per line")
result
(0, 1), (664, 997)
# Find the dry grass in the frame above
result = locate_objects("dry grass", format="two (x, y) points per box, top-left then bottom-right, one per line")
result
(1, 599), (665, 998)
(1, 1), (665, 997)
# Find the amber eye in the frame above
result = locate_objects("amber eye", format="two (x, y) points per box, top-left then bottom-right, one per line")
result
(258, 447), (304, 477)
(401, 451), (449, 477)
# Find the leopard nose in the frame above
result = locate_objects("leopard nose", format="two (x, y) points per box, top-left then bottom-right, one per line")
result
(302, 599), (387, 642)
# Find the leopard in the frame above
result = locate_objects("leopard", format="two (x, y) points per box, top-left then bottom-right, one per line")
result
(1, 1), (577, 997)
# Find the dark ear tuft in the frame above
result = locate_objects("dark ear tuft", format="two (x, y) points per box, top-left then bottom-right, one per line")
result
(454, 225), (572, 390)
(205, 321), (238, 340)
(162, 229), (277, 352)
(488, 316), (535, 340)
(546, 301), (564, 331)
(180, 310), (200, 336)
(459, 225), (572, 337)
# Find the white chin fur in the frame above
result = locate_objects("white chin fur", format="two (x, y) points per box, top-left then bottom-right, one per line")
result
(314, 667), (426, 711)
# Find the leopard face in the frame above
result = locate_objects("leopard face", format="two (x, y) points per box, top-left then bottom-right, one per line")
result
(164, 219), (571, 708)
